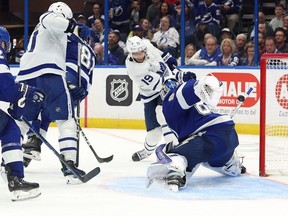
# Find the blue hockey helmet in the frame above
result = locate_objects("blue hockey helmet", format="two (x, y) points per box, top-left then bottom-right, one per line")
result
(0, 26), (11, 53)
(161, 76), (179, 100)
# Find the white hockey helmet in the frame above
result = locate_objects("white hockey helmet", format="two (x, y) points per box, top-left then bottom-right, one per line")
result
(126, 36), (146, 54)
(194, 75), (223, 108)
(48, 2), (73, 20)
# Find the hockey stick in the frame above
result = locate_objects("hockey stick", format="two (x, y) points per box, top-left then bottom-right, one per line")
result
(230, 87), (253, 118)
(21, 117), (100, 183)
(75, 43), (82, 167)
(74, 118), (114, 163)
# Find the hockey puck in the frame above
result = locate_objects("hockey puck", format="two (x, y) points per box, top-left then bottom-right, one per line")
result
(237, 95), (245, 102)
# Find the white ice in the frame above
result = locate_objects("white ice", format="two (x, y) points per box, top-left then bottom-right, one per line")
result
(1, 128), (288, 215)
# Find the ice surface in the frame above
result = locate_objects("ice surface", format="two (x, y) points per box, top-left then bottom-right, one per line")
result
(1, 128), (288, 215)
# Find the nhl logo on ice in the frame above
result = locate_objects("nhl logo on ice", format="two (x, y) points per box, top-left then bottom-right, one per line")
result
(110, 79), (128, 102)
(106, 75), (133, 106)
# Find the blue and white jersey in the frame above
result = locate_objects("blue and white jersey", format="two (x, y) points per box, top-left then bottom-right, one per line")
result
(16, 11), (70, 81)
(125, 39), (171, 103)
(162, 79), (234, 142)
(199, 46), (221, 63)
(66, 34), (96, 94)
(0, 46), (21, 103)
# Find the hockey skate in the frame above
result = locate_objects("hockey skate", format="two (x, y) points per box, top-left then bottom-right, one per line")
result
(165, 170), (186, 192)
(5, 166), (41, 201)
(132, 149), (151, 161)
(61, 158), (86, 184)
(22, 135), (42, 163)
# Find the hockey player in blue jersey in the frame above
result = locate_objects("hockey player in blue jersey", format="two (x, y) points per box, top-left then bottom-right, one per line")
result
(0, 26), (44, 201)
(146, 75), (246, 191)
(10, 2), (91, 183)
(21, 29), (96, 179)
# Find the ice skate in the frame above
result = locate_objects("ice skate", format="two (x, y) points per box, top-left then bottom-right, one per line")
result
(22, 135), (42, 161)
(6, 166), (41, 201)
(61, 159), (86, 184)
(132, 149), (151, 161)
(165, 170), (186, 192)
(1, 160), (7, 182)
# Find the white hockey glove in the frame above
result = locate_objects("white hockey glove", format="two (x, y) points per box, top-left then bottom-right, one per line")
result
(194, 75), (223, 108)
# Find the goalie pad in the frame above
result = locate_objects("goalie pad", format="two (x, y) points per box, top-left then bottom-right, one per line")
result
(202, 152), (242, 176)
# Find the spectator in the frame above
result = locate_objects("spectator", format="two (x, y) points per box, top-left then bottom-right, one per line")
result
(193, 22), (210, 50)
(177, 43), (196, 65)
(107, 31), (127, 65)
(264, 36), (281, 54)
(126, 25), (145, 41)
(275, 27), (288, 53)
(152, 2), (176, 29)
(76, 14), (87, 25)
(217, 38), (240, 66)
(174, 2), (196, 46)
(219, 0), (242, 34)
(130, 0), (145, 30)
(258, 32), (266, 55)
(139, 18), (154, 40)
(90, 18), (106, 46)
(235, 33), (246, 63)
(194, 0), (221, 38)
(269, 3), (285, 31)
(87, 3), (104, 28)
(93, 43), (104, 65)
(151, 16), (180, 57)
(219, 28), (235, 43)
(109, 0), (131, 42)
(241, 41), (255, 66)
(186, 36), (221, 66)
(146, 0), (162, 29)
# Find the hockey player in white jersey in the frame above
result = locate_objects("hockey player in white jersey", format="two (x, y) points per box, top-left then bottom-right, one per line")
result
(10, 2), (88, 183)
(146, 75), (246, 192)
(125, 36), (195, 161)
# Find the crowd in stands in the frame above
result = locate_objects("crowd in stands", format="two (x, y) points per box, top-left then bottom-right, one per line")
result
(7, 0), (288, 66)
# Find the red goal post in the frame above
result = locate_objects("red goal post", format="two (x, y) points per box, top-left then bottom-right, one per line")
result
(260, 53), (288, 176)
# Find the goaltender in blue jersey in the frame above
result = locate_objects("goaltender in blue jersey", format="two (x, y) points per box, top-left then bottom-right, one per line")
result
(147, 75), (246, 192)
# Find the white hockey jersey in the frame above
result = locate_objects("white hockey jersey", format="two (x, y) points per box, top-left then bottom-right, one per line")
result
(16, 11), (70, 81)
(125, 39), (172, 103)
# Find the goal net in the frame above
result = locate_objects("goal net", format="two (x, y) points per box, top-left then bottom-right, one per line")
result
(260, 54), (288, 176)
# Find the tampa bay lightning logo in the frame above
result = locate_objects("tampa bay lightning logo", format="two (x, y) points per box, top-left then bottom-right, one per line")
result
(110, 79), (129, 102)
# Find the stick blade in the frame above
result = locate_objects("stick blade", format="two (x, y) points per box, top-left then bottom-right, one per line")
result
(81, 167), (101, 183)
(97, 154), (114, 163)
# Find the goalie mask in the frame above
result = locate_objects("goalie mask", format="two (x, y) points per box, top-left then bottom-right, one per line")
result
(0, 26), (11, 53)
(48, 2), (73, 20)
(194, 75), (223, 108)
(161, 77), (180, 100)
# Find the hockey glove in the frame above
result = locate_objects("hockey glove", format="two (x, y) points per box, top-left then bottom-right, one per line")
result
(67, 82), (87, 104)
(161, 52), (177, 71)
(65, 19), (77, 33)
(8, 83), (45, 119)
(155, 62), (169, 77)
(175, 70), (197, 83)
(77, 24), (91, 41)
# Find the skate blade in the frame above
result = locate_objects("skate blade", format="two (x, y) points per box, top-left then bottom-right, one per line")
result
(11, 188), (41, 201)
(167, 184), (179, 192)
(23, 151), (41, 161)
(65, 175), (83, 185)
(0, 169), (7, 182)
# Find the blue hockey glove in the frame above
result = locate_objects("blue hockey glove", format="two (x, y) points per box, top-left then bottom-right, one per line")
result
(182, 71), (197, 82)
(77, 23), (91, 41)
(161, 52), (177, 71)
(8, 83), (45, 119)
(67, 82), (87, 104)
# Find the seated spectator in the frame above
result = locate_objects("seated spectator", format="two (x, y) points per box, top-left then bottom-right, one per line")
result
(152, 2), (176, 29)
(174, 1), (196, 46)
(76, 14), (87, 25)
(241, 41), (255, 66)
(269, 3), (284, 31)
(194, 0), (221, 38)
(90, 18), (106, 46)
(193, 24), (210, 50)
(186, 36), (221, 66)
(282, 14), (288, 42)
(219, 0), (242, 34)
(274, 27), (288, 53)
(217, 38), (240, 66)
(129, 0), (145, 30)
(219, 28), (235, 43)
(139, 18), (154, 40)
(151, 16), (179, 57)
(126, 25), (146, 43)
(235, 33), (247, 63)
(93, 43), (104, 65)
(87, 3), (104, 28)
(106, 31), (127, 65)
(264, 36), (281, 54)
(177, 43), (196, 65)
